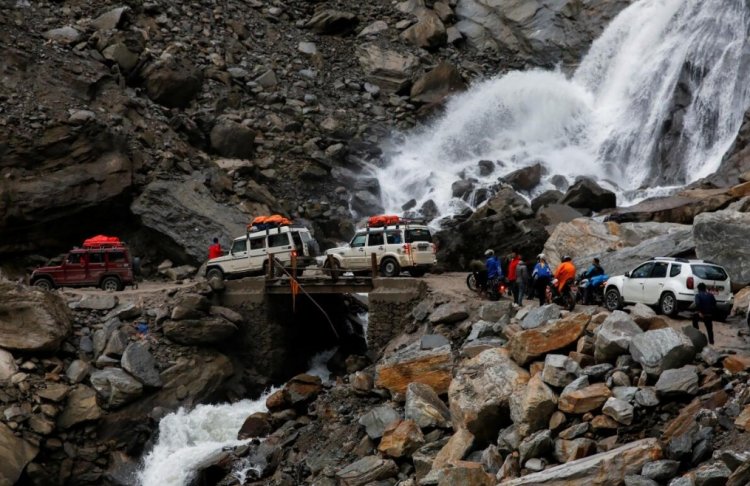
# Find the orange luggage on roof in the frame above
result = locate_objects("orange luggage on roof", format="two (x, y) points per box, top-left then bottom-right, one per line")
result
(368, 214), (400, 227)
(83, 235), (122, 248)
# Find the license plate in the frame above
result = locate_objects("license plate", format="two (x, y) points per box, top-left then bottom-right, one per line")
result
(417, 244), (429, 250)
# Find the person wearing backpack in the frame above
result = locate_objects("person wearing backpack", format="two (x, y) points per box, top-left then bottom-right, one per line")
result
(533, 254), (553, 306)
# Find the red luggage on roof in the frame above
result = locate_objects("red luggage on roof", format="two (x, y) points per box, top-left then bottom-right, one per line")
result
(367, 215), (401, 227)
(82, 235), (123, 248)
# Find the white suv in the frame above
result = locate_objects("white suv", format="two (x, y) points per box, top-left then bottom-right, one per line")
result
(324, 224), (436, 277)
(206, 226), (318, 280)
(604, 257), (733, 320)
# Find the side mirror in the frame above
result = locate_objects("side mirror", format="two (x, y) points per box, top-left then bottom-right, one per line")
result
(624, 271), (631, 278)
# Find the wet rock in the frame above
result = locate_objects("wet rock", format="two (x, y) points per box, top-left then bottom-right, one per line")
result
(519, 429), (553, 463)
(375, 342), (453, 395)
(90, 368), (144, 408)
(285, 374), (322, 406)
(655, 366), (699, 396)
(210, 119), (256, 159)
(306, 10), (359, 35)
(694, 209), (750, 285)
(430, 302), (469, 324)
(560, 178), (616, 212)
(358, 405), (401, 439)
(594, 311), (643, 362)
(532, 190), (564, 212)
(504, 163), (544, 192)
(521, 304), (561, 330)
(538, 204), (586, 226)
(509, 312), (590, 365)
(554, 438), (597, 463)
(558, 383), (612, 414)
(163, 316), (238, 345)
(0, 282), (72, 352)
(0, 422), (38, 484)
(57, 385), (103, 429)
(449, 348), (529, 444)
(238, 413), (271, 439)
(336, 455), (398, 485)
(500, 438), (662, 485)
(630, 328), (695, 376)
(510, 373), (558, 437)
(410, 62), (466, 104)
(357, 44), (419, 92)
(642, 460), (680, 481)
(602, 397), (634, 425)
(405, 382), (451, 428)
(378, 419), (424, 458)
(541, 354), (580, 388)
(121, 342), (162, 388)
(401, 9), (446, 48)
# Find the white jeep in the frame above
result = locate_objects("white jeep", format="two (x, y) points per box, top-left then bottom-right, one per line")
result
(604, 257), (733, 320)
(324, 223), (436, 277)
(205, 226), (318, 280)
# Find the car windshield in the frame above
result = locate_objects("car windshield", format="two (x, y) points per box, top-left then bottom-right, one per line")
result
(691, 264), (728, 281)
(405, 228), (431, 243)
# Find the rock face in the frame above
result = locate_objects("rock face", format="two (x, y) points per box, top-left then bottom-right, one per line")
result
(693, 209), (750, 285)
(131, 178), (250, 263)
(449, 348), (530, 444)
(630, 328), (695, 376)
(0, 282), (72, 352)
(500, 438), (662, 485)
(162, 316), (238, 345)
(0, 422), (39, 484)
(405, 382), (451, 428)
(509, 312), (590, 365)
(375, 343), (453, 395)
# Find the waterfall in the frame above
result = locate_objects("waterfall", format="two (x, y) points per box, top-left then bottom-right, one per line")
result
(373, 0), (750, 217)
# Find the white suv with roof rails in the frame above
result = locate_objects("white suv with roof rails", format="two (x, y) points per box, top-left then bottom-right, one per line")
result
(205, 226), (318, 280)
(604, 257), (733, 320)
(324, 223), (436, 277)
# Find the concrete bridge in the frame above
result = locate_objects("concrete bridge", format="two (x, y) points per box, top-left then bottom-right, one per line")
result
(216, 276), (427, 381)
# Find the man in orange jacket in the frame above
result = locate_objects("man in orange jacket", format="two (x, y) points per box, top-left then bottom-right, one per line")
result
(554, 256), (576, 294)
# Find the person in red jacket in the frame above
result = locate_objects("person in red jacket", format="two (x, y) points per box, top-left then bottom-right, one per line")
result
(208, 238), (222, 260)
(507, 248), (521, 304)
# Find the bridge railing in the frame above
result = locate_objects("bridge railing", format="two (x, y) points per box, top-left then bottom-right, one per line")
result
(265, 254), (379, 281)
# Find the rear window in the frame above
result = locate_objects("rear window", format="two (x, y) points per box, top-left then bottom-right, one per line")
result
(405, 228), (432, 243)
(89, 252), (105, 264)
(691, 264), (728, 281)
(268, 234), (290, 248)
(109, 252), (127, 262)
(292, 232), (304, 252)
(299, 231), (312, 242)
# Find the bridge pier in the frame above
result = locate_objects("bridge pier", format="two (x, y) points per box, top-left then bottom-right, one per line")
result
(368, 278), (427, 353)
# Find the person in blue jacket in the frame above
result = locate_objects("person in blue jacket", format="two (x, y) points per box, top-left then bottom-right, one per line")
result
(532, 254), (553, 306)
(583, 257), (605, 304)
(485, 249), (502, 281)
(692, 282), (716, 345)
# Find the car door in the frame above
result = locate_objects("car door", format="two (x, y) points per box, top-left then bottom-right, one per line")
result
(344, 234), (368, 269)
(622, 262), (654, 303)
(87, 251), (106, 285)
(267, 232), (293, 265)
(226, 238), (250, 274)
(641, 261), (669, 304)
(406, 227), (435, 265)
(365, 231), (385, 267)
(247, 234), (268, 271)
(63, 253), (87, 286)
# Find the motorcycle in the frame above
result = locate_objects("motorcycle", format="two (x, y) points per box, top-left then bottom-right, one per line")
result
(576, 273), (609, 306)
(546, 278), (577, 311)
(467, 271), (508, 301)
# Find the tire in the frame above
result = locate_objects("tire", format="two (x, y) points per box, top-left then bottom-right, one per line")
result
(33, 278), (54, 291)
(659, 291), (678, 317)
(604, 288), (622, 311)
(466, 273), (479, 291)
(380, 258), (400, 277)
(408, 268), (426, 278)
(101, 276), (122, 292)
(206, 267), (224, 282)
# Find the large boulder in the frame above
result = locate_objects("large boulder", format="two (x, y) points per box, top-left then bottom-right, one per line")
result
(541, 354), (581, 388)
(560, 178), (616, 212)
(131, 177), (249, 263)
(357, 44), (419, 93)
(521, 304), (561, 330)
(504, 163), (544, 192)
(57, 385), (103, 429)
(448, 348), (530, 444)
(90, 368), (144, 408)
(121, 343), (162, 388)
(630, 328), (695, 376)
(694, 209), (750, 285)
(593, 228), (695, 278)
(375, 342), (454, 395)
(401, 9), (446, 48)
(0, 422), (38, 484)
(141, 56), (203, 108)
(654, 366), (699, 397)
(509, 312), (590, 365)
(410, 62), (466, 104)
(0, 282), (71, 352)
(509, 373), (558, 437)
(210, 119), (256, 159)
(594, 311), (643, 363)
(163, 316), (238, 345)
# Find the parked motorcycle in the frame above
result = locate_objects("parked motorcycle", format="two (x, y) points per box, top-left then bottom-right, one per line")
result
(467, 271), (508, 301)
(576, 274), (609, 306)
(546, 278), (577, 311)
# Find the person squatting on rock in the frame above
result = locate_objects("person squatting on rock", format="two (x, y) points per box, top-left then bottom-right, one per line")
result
(692, 282), (717, 345)
(532, 254), (552, 306)
(208, 237), (222, 260)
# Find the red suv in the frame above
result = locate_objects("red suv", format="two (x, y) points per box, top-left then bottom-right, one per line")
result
(30, 237), (136, 291)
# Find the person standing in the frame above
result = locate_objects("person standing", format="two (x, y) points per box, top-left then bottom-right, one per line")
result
(208, 238), (222, 260)
(533, 254), (552, 306)
(692, 282), (716, 345)
(507, 248), (521, 304)
(515, 256), (529, 306)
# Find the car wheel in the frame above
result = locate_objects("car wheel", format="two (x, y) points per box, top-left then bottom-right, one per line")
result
(466, 273), (478, 291)
(408, 268), (426, 278)
(604, 288), (621, 311)
(101, 276), (121, 292)
(659, 291), (678, 317)
(380, 258), (400, 277)
(33, 278), (54, 291)
(323, 258), (340, 277)
(206, 267), (224, 282)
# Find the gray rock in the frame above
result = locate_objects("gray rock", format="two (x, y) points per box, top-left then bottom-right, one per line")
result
(305, 10), (359, 35)
(521, 304), (561, 330)
(541, 354), (580, 388)
(405, 383), (451, 429)
(429, 302), (469, 324)
(336, 455), (398, 485)
(602, 397), (634, 425)
(0, 282), (72, 352)
(655, 366), (699, 396)
(210, 119), (256, 159)
(255, 70), (278, 88)
(625, 476), (660, 486)
(43, 26), (81, 44)
(595, 229), (696, 279)
(90, 368), (143, 408)
(105, 303), (141, 321)
(504, 163), (543, 192)
(519, 429), (553, 463)
(635, 387), (660, 407)
(141, 56), (203, 108)
(562, 375), (590, 395)
(561, 178), (616, 212)
(121, 343), (162, 388)
(420, 334), (450, 350)
(103, 329), (128, 358)
(162, 317), (238, 345)
(681, 325), (708, 351)
(595, 311), (643, 362)
(558, 422), (590, 440)
(630, 328), (695, 375)
(91, 6), (129, 30)
(478, 300), (513, 322)
(612, 386), (639, 403)
(65, 360), (91, 384)
(694, 209), (750, 285)
(497, 425), (522, 455)
(700, 346), (722, 366)
(694, 462), (731, 486)
(358, 20), (388, 37)
(582, 363), (613, 380)
(413, 438), (449, 481)
(668, 477), (695, 486)
(358, 405), (401, 439)
(642, 460), (680, 481)
(357, 44), (419, 93)
(297, 41), (318, 55)
(526, 457), (547, 472)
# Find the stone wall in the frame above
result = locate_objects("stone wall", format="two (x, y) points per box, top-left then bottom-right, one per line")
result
(368, 278), (427, 354)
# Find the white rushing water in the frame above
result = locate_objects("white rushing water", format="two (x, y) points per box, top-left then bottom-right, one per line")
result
(138, 349), (337, 485)
(373, 0), (750, 216)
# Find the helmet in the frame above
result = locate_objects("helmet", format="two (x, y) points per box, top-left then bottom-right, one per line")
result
(537, 253), (546, 260)
(484, 249), (494, 256)
(562, 255), (572, 262)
